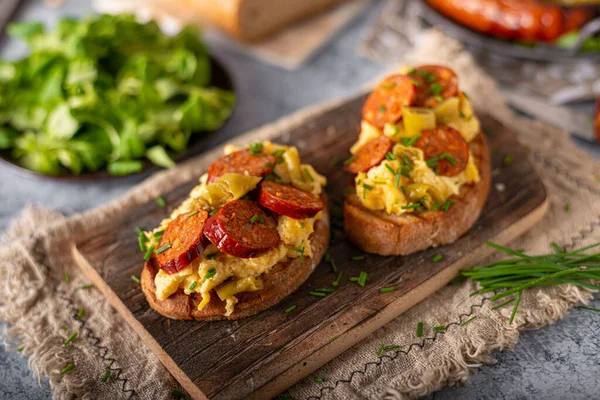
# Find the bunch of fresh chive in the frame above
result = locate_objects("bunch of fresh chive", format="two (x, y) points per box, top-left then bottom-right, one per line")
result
(462, 241), (600, 324)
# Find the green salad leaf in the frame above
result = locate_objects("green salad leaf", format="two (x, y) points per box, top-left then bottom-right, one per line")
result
(0, 14), (235, 176)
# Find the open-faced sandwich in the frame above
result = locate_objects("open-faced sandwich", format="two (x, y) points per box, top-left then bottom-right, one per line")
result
(139, 142), (329, 320)
(344, 65), (491, 256)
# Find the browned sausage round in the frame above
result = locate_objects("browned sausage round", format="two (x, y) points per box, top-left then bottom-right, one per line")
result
(258, 181), (323, 219)
(414, 126), (469, 177)
(409, 65), (459, 108)
(344, 135), (393, 174)
(155, 209), (209, 274)
(362, 75), (416, 130)
(207, 149), (276, 184)
(203, 199), (280, 258)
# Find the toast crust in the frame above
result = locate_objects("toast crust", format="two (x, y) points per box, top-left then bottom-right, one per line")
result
(141, 196), (329, 321)
(343, 133), (491, 256)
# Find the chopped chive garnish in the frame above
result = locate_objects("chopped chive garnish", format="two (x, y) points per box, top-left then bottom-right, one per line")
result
(565, 203), (571, 212)
(407, 67), (416, 75)
(330, 335), (339, 343)
(131, 275), (140, 284)
(76, 309), (85, 319)
(350, 277), (359, 282)
(144, 244), (155, 261)
(189, 281), (197, 291)
(17, 347), (24, 352)
(325, 252), (337, 272)
(458, 110), (466, 119)
(400, 153), (412, 169)
(344, 188), (357, 195)
(186, 210), (199, 218)
(381, 81), (396, 89)
(332, 271), (343, 287)
(379, 105), (387, 112)
(138, 233), (148, 252)
(343, 156), (357, 166)
(316, 288), (336, 293)
(204, 268), (216, 279)
(550, 242), (564, 253)
(304, 168), (314, 182)
(504, 154), (514, 166)
(205, 253), (217, 260)
(101, 369), (111, 382)
(374, 180), (386, 185)
(416, 322), (423, 337)
(395, 169), (402, 188)
(380, 287), (396, 293)
(209, 209), (219, 216)
(331, 156), (342, 166)
(249, 142), (263, 155)
(155, 244), (171, 254)
(441, 199), (454, 212)
(401, 203), (420, 210)
(171, 389), (186, 399)
(400, 134), (420, 147)
(430, 83), (443, 94)
(63, 332), (78, 346)
(156, 197), (166, 207)
(250, 214), (259, 224)
(433, 326), (445, 332)
(63, 272), (70, 283)
(384, 345), (401, 351)
(434, 95), (444, 102)
(385, 152), (397, 160)
(431, 202), (441, 211)
(491, 298), (516, 310)
(309, 291), (327, 297)
(357, 271), (368, 287)
(285, 305), (297, 313)
(352, 255), (365, 261)
(135, 226), (143, 235)
(410, 79), (420, 87)
(314, 377), (326, 383)
(384, 163), (396, 175)
(153, 230), (164, 239)
(60, 363), (75, 376)
(432, 254), (443, 263)
(460, 316), (477, 326)
(377, 343), (384, 356)
(264, 161), (272, 168)
(260, 215), (265, 224)
(363, 184), (373, 191)
(578, 305), (600, 313)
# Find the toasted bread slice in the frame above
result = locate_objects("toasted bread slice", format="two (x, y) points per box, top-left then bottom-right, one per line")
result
(141, 197), (329, 321)
(344, 133), (491, 256)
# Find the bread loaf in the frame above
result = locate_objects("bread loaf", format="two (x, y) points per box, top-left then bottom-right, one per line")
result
(182, 0), (348, 41)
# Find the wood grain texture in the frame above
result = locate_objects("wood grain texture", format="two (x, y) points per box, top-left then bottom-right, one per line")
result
(73, 93), (548, 400)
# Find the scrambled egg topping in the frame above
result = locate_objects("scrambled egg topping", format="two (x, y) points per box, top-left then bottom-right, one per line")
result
(351, 92), (481, 215)
(147, 141), (326, 317)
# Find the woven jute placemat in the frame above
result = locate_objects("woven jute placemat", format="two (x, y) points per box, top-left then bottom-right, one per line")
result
(1, 30), (599, 399)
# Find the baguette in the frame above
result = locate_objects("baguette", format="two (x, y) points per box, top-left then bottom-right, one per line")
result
(182, 0), (347, 41)
(344, 132), (491, 256)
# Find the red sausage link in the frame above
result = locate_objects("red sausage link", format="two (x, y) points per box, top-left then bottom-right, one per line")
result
(258, 181), (323, 219)
(409, 65), (459, 108)
(207, 149), (276, 184)
(344, 135), (393, 174)
(156, 209), (209, 274)
(414, 126), (469, 177)
(362, 75), (416, 130)
(426, 0), (594, 43)
(203, 199), (280, 258)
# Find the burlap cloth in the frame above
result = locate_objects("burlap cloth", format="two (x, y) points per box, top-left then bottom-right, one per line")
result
(1, 30), (599, 400)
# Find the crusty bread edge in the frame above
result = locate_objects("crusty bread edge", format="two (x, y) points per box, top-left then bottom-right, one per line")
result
(141, 195), (330, 321)
(343, 133), (492, 256)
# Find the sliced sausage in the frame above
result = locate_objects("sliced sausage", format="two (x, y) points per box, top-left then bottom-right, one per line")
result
(409, 65), (459, 108)
(258, 181), (323, 219)
(156, 209), (209, 274)
(415, 126), (469, 177)
(362, 75), (416, 129)
(344, 135), (393, 174)
(203, 199), (279, 258)
(207, 149), (276, 184)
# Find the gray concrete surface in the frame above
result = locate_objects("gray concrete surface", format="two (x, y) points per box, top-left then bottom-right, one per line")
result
(1, 1), (599, 399)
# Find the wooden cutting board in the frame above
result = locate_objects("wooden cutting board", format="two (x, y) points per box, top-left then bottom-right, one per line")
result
(72, 94), (548, 400)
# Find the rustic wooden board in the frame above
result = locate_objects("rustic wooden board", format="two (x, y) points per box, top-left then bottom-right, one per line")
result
(72, 94), (548, 400)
